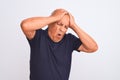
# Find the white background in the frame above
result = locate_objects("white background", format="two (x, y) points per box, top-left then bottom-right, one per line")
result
(0, 0), (120, 80)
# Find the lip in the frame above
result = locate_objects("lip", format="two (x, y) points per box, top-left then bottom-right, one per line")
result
(58, 33), (62, 36)
(57, 33), (63, 37)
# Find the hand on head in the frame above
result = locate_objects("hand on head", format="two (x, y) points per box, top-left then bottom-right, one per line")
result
(51, 8), (76, 29)
(68, 13), (76, 29)
(51, 9), (68, 21)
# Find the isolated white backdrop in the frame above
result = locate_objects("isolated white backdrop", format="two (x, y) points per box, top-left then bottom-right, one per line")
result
(0, 0), (120, 80)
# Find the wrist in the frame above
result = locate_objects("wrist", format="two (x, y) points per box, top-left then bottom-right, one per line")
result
(49, 16), (58, 23)
(70, 23), (77, 30)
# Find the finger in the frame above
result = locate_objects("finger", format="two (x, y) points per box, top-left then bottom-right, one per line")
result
(62, 11), (68, 15)
(68, 13), (72, 17)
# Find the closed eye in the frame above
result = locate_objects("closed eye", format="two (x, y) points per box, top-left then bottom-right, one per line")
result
(56, 22), (68, 29)
(57, 22), (63, 26)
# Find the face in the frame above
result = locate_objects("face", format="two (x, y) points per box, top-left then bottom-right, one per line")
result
(48, 15), (69, 42)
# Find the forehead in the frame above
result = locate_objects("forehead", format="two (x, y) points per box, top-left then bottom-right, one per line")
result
(59, 15), (69, 26)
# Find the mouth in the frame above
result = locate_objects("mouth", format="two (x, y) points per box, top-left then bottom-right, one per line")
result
(58, 34), (62, 36)
(57, 33), (62, 37)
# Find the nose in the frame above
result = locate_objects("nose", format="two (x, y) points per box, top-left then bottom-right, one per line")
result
(60, 26), (66, 32)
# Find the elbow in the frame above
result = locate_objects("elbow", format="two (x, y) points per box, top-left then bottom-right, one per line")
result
(88, 44), (98, 53)
(20, 19), (29, 31)
(92, 44), (98, 52)
(20, 20), (27, 29)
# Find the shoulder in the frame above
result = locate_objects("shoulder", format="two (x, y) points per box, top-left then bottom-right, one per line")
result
(27, 28), (47, 41)
(36, 28), (47, 36)
(64, 33), (79, 44)
(66, 33), (73, 38)
(65, 33), (78, 40)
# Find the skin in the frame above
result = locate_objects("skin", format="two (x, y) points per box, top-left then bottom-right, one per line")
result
(21, 9), (98, 53)
(69, 13), (98, 52)
(48, 14), (69, 42)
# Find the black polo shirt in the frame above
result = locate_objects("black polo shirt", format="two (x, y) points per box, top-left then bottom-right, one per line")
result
(27, 28), (82, 80)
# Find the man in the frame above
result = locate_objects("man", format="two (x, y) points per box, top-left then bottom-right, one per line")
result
(21, 9), (98, 80)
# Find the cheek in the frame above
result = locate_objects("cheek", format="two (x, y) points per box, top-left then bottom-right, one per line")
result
(52, 25), (58, 31)
(53, 27), (59, 34)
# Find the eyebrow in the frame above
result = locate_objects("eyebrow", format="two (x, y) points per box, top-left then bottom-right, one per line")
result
(57, 22), (69, 27)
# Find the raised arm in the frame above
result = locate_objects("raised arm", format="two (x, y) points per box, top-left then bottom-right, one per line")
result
(69, 13), (98, 53)
(20, 9), (67, 40)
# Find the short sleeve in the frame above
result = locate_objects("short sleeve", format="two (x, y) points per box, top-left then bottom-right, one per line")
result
(26, 29), (43, 46)
(68, 33), (82, 52)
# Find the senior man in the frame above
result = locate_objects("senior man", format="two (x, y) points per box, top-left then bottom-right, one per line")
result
(21, 9), (98, 80)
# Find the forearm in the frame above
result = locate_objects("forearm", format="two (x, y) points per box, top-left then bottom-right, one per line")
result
(72, 24), (98, 50)
(21, 16), (57, 31)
